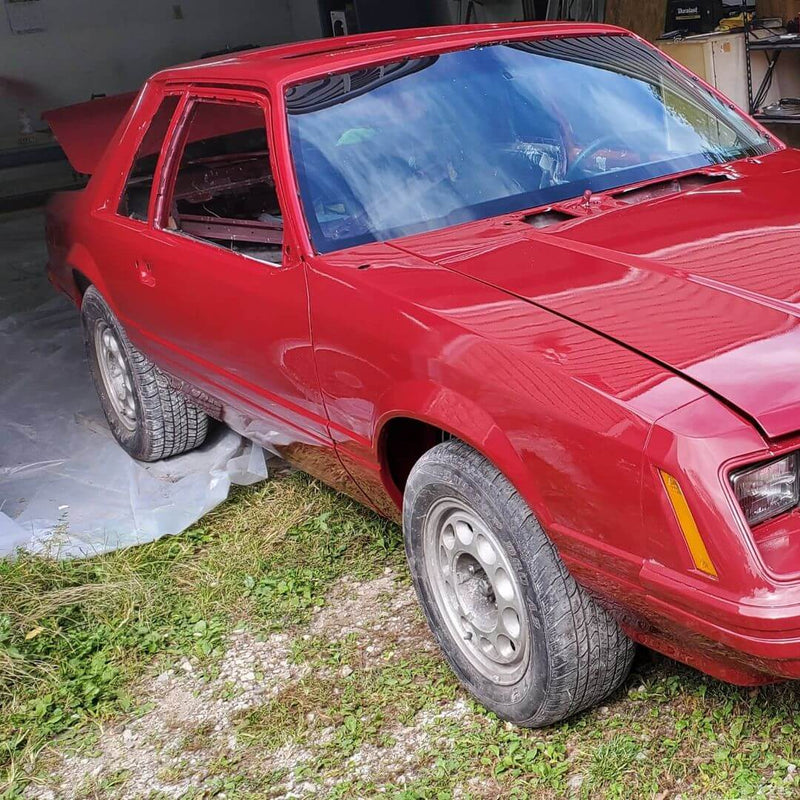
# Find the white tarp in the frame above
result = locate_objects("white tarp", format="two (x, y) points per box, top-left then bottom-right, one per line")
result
(0, 209), (267, 559)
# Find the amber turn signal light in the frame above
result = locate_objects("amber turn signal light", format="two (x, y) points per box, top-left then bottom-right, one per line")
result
(660, 470), (718, 578)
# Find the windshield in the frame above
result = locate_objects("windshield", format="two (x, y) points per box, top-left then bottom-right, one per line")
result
(286, 34), (774, 253)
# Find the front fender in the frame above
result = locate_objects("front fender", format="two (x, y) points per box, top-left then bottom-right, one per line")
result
(373, 379), (554, 528)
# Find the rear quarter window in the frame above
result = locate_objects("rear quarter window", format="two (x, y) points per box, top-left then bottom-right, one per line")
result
(118, 94), (181, 222)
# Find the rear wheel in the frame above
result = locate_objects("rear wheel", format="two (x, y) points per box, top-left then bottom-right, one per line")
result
(403, 439), (634, 727)
(81, 286), (209, 461)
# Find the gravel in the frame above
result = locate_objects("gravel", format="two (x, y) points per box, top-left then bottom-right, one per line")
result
(23, 573), (450, 800)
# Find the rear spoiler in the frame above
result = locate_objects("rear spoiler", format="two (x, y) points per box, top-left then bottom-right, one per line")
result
(43, 91), (138, 175)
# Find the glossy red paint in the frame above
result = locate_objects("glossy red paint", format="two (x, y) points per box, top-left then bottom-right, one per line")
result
(43, 91), (139, 175)
(43, 22), (800, 686)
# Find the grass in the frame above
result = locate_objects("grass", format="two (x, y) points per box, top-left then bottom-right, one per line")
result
(2, 470), (800, 798)
(0, 473), (399, 796)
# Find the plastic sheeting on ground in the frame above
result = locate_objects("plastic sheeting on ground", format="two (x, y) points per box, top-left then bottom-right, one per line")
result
(0, 209), (267, 559)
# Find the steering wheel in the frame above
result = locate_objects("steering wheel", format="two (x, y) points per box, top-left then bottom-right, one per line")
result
(566, 133), (633, 181)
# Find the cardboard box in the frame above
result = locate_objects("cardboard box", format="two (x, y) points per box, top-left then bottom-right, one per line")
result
(757, 0), (800, 22)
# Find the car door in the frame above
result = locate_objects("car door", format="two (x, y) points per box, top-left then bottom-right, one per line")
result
(108, 86), (329, 446)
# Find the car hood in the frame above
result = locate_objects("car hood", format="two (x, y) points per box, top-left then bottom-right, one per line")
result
(394, 153), (800, 439)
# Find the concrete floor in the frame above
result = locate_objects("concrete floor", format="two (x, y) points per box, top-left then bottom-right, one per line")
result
(0, 208), (53, 316)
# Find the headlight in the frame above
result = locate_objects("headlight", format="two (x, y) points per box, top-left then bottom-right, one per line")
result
(731, 453), (799, 526)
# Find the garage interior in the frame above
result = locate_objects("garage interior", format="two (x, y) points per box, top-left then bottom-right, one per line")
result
(2, 0), (799, 557)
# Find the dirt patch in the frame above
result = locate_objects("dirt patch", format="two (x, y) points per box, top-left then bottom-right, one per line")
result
(24, 573), (452, 800)
(339, 699), (473, 789)
(25, 630), (307, 800)
(309, 569), (436, 660)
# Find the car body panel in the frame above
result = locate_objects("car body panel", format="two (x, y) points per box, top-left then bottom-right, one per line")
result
(395, 149), (800, 441)
(90, 86), (330, 444)
(43, 22), (800, 687)
(42, 91), (139, 175)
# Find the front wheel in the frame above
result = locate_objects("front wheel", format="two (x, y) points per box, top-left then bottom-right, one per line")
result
(403, 440), (634, 727)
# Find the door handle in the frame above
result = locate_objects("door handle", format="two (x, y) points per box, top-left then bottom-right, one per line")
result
(135, 259), (156, 288)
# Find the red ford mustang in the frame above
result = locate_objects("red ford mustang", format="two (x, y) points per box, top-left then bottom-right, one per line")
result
(44, 21), (800, 726)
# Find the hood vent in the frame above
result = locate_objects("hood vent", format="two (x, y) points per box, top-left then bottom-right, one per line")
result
(613, 173), (731, 206)
(523, 208), (576, 229)
(521, 173), (732, 229)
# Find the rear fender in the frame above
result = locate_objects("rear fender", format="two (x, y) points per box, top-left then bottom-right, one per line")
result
(64, 242), (112, 309)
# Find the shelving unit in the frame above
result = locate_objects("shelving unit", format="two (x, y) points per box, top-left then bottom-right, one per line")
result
(744, 18), (800, 122)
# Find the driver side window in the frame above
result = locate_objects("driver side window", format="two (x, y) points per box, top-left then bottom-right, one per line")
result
(164, 99), (283, 264)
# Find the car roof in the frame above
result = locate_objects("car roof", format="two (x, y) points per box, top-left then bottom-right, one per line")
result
(152, 21), (629, 90)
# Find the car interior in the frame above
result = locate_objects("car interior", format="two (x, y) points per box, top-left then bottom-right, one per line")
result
(120, 99), (284, 264)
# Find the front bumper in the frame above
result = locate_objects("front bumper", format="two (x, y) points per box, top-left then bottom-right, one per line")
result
(631, 560), (800, 684)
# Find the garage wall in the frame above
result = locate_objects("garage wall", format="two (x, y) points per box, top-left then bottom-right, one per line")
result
(604, 0), (664, 40)
(287, 0), (324, 40)
(299, 1), (526, 35)
(435, 0), (525, 24)
(0, 0), (295, 141)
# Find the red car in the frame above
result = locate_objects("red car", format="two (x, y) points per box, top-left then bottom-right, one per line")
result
(44, 21), (800, 726)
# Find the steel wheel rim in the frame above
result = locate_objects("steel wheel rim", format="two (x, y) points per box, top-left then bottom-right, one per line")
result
(94, 320), (137, 431)
(424, 496), (530, 685)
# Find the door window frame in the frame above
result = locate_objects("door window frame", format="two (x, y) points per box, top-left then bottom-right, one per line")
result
(105, 86), (188, 227)
(150, 86), (291, 267)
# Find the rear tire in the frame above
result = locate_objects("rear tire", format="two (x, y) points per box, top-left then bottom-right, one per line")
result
(403, 439), (634, 727)
(81, 286), (209, 462)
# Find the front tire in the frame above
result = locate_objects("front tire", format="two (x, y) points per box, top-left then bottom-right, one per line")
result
(403, 440), (634, 727)
(81, 286), (209, 462)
